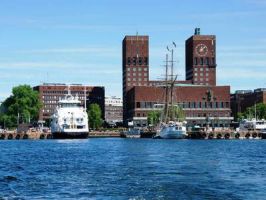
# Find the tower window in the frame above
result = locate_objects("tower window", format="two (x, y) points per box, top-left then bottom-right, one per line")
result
(133, 57), (136, 65)
(194, 57), (198, 65)
(206, 57), (209, 65)
(212, 57), (215, 65)
(138, 57), (143, 65)
(144, 57), (149, 65)
(200, 58), (204, 65)
(127, 57), (131, 65)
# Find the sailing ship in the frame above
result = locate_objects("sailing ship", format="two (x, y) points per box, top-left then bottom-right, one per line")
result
(51, 87), (89, 139)
(155, 45), (187, 139)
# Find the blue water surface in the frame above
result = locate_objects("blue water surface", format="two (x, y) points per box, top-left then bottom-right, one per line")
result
(0, 139), (265, 199)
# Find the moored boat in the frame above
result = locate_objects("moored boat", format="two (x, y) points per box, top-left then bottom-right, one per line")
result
(51, 88), (89, 139)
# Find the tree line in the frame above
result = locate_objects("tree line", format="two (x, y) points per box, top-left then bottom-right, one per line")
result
(237, 103), (266, 121)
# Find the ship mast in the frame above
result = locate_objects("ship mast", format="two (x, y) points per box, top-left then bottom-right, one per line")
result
(167, 42), (177, 121)
(164, 54), (169, 123)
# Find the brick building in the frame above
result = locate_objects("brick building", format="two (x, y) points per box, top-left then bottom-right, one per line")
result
(231, 88), (266, 120)
(186, 28), (216, 86)
(34, 83), (105, 121)
(122, 28), (233, 127)
(122, 35), (149, 123)
(105, 96), (123, 125)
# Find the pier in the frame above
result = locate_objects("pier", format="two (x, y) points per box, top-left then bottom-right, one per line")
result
(187, 130), (262, 139)
(0, 130), (52, 140)
(0, 129), (263, 140)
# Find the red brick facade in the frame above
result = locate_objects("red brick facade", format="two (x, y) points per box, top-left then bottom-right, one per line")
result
(186, 33), (216, 86)
(34, 84), (105, 121)
(122, 29), (232, 127)
(126, 85), (232, 127)
(231, 89), (266, 120)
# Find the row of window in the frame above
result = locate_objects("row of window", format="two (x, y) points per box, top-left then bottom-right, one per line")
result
(128, 83), (148, 87)
(42, 96), (86, 100)
(128, 78), (148, 81)
(194, 72), (209, 77)
(127, 57), (148, 66)
(135, 112), (230, 118)
(194, 78), (209, 82)
(194, 57), (215, 66)
(127, 72), (148, 77)
(127, 67), (148, 72)
(136, 101), (230, 109)
(194, 67), (209, 71)
(42, 91), (87, 94)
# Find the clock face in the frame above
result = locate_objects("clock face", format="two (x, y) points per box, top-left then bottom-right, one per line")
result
(195, 44), (208, 56)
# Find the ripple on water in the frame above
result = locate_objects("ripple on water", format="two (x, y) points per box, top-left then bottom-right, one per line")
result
(0, 139), (265, 199)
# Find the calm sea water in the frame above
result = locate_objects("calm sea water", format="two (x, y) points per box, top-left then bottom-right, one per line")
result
(0, 138), (265, 200)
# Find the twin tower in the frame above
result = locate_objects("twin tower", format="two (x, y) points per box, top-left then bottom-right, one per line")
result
(122, 28), (232, 127)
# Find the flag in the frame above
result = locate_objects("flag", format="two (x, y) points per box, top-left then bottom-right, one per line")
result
(173, 42), (176, 47)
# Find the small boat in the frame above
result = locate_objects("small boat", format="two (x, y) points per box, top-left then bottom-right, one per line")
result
(120, 127), (141, 138)
(158, 121), (187, 139)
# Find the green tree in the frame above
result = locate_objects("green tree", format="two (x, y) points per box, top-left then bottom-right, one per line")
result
(168, 105), (186, 121)
(147, 110), (161, 126)
(88, 103), (103, 129)
(238, 103), (266, 120)
(0, 85), (42, 128)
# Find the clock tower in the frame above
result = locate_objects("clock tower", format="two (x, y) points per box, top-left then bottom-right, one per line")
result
(185, 28), (216, 86)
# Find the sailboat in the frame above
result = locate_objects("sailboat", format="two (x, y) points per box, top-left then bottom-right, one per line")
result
(156, 47), (187, 139)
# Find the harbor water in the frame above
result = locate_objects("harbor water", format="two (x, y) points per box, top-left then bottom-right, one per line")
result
(0, 139), (265, 199)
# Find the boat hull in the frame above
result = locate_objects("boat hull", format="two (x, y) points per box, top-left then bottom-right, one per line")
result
(52, 132), (89, 139)
(160, 130), (187, 139)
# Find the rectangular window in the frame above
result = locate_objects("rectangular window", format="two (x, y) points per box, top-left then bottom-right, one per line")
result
(138, 78), (142, 81)
(133, 57), (136, 65)
(127, 68), (130, 72)
(127, 78), (131, 81)
(194, 73), (198, 76)
(133, 68), (136, 71)
(138, 73), (142, 76)
(144, 68), (147, 71)
(212, 57), (215, 65)
(127, 57), (131, 65)
(200, 73), (203, 76)
(138, 68), (142, 71)
(206, 68), (209, 71)
(133, 73), (136, 76)
(194, 57), (198, 65)
(206, 57), (209, 65)
(144, 78), (147, 81)
(200, 57), (204, 65)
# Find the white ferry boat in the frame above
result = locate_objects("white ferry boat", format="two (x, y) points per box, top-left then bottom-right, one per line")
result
(51, 89), (89, 139)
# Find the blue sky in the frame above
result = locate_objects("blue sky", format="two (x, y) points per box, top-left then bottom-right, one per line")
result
(0, 0), (266, 101)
